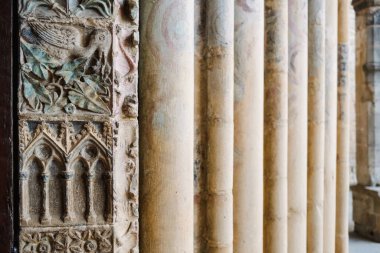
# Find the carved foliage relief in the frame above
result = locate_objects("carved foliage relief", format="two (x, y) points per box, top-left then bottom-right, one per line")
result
(20, 227), (113, 253)
(18, 0), (139, 252)
(19, 0), (113, 18)
(19, 21), (113, 115)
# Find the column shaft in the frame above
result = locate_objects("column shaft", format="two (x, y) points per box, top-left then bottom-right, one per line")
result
(324, 1), (338, 252)
(234, 1), (264, 252)
(307, 0), (326, 251)
(288, 0), (308, 252)
(206, 1), (234, 252)
(20, 172), (30, 225)
(264, 1), (288, 253)
(40, 172), (51, 225)
(86, 172), (96, 223)
(336, 0), (350, 252)
(140, 1), (194, 252)
(63, 171), (75, 223)
(194, 1), (207, 251)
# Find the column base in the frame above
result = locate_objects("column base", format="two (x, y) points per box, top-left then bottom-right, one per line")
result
(352, 185), (380, 242)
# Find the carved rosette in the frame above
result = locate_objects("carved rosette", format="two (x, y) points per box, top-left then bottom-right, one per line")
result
(18, 0), (139, 252)
(20, 227), (113, 253)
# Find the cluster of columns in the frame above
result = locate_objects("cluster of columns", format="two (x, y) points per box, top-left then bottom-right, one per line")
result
(139, 0), (352, 252)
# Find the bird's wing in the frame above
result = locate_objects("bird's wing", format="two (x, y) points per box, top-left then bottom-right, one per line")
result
(29, 22), (81, 50)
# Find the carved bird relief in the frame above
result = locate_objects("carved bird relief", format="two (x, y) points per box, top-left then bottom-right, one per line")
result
(21, 22), (111, 64)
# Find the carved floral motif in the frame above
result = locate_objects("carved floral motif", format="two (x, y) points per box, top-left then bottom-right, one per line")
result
(20, 22), (112, 115)
(20, 227), (113, 253)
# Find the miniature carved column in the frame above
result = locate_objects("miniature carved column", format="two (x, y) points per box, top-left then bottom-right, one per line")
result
(264, 1), (288, 253)
(40, 172), (51, 225)
(104, 171), (113, 223)
(86, 171), (96, 224)
(206, 1), (234, 252)
(234, 1), (264, 252)
(20, 171), (30, 225)
(140, 1), (194, 252)
(336, 0), (350, 252)
(324, 1), (338, 252)
(307, 0), (326, 252)
(63, 171), (75, 223)
(288, 1), (308, 252)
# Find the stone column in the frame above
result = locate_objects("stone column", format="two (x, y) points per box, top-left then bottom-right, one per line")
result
(307, 0), (326, 252)
(336, 1), (350, 252)
(20, 171), (30, 226)
(307, 0), (325, 253)
(264, 1), (288, 253)
(205, 1), (234, 252)
(40, 172), (51, 225)
(63, 171), (75, 223)
(140, 1), (194, 252)
(288, 1), (308, 252)
(324, 0), (338, 252)
(194, 1), (207, 251)
(234, 1), (264, 252)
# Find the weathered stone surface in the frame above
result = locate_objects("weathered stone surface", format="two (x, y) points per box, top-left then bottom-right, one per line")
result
(355, 7), (380, 186)
(352, 185), (380, 242)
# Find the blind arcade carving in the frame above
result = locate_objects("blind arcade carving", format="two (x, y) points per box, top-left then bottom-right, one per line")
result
(19, 120), (113, 226)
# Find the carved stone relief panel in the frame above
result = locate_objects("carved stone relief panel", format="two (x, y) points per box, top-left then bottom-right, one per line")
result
(19, 120), (113, 227)
(19, 0), (113, 18)
(19, 20), (113, 115)
(18, 0), (139, 252)
(20, 226), (113, 253)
